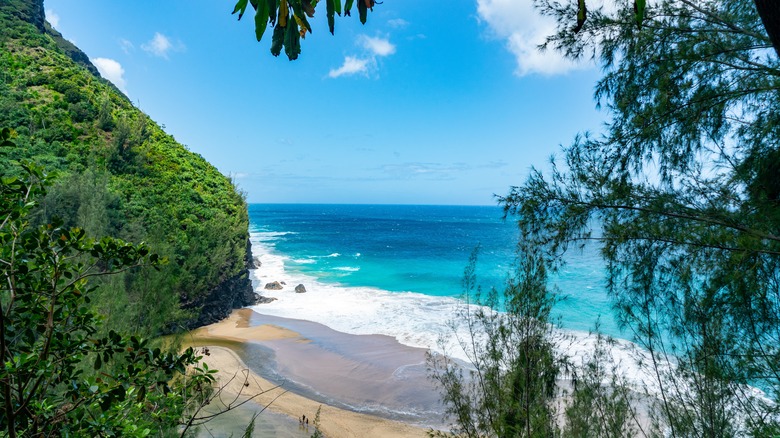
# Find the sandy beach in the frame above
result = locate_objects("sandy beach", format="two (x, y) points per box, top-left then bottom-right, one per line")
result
(186, 308), (436, 437)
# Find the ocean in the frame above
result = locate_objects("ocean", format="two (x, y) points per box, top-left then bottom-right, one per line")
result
(247, 204), (623, 352)
(242, 204), (770, 428)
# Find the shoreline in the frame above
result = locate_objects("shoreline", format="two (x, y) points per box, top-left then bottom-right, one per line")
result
(209, 234), (661, 435)
(187, 308), (435, 437)
(187, 310), (658, 437)
(245, 235), (675, 400)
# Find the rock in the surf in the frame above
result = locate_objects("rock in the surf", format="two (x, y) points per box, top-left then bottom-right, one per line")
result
(256, 295), (278, 304)
(295, 284), (307, 293)
(264, 281), (283, 290)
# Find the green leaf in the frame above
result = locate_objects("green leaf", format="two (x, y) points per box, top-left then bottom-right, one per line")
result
(233, 0), (250, 20)
(344, 0), (353, 16)
(284, 17), (301, 60)
(291, 3), (312, 33)
(327, 0), (335, 35)
(334, 0), (341, 16)
(255, 0), (271, 41)
(270, 24), (285, 56)
(268, 0), (278, 25)
(357, 0), (367, 24)
(634, 0), (646, 29)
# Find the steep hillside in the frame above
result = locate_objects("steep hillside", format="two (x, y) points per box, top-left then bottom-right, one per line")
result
(0, 0), (257, 333)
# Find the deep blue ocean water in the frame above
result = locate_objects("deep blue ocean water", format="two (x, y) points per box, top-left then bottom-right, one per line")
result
(248, 204), (622, 337)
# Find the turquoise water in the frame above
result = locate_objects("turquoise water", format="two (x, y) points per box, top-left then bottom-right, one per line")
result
(248, 204), (621, 337)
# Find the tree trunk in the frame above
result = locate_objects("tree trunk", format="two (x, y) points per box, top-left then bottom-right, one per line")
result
(754, 0), (780, 57)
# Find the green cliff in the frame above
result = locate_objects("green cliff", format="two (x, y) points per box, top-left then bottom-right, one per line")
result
(0, 0), (257, 334)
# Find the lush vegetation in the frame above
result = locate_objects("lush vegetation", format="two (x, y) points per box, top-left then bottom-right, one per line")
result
(0, 133), (224, 436)
(0, 1), (259, 433)
(0, 0), (251, 336)
(431, 0), (780, 436)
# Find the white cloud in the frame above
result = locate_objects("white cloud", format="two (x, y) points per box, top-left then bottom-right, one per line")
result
(360, 35), (396, 57)
(45, 9), (60, 28)
(120, 38), (135, 54)
(141, 32), (183, 59)
(329, 35), (397, 79)
(476, 0), (583, 76)
(92, 57), (128, 95)
(329, 56), (371, 78)
(387, 18), (409, 28)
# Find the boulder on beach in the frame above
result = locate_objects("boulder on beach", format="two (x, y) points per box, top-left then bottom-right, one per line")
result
(264, 281), (283, 290)
(280, 281), (286, 285)
(295, 284), (307, 293)
(252, 257), (262, 268)
(256, 295), (278, 304)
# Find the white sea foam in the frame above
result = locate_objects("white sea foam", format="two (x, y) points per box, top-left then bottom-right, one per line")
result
(249, 233), (647, 385)
(291, 258), (317, 265)
(247, 232), (773, 407)
(250, 232), (466, 355)
(333, 266), (360, 272)
(254, 231), (296, 240)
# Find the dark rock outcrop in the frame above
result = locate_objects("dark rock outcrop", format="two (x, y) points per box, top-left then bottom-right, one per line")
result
(2, 0), (45, 33)
(3, 0), (100, 77)
(295, 284), (307, 293)
(256, 295), (278, 304)
(186, 237), (259, 328)
(265, 281), (284, 290)
(45, 24), (100, 77)
(189, 270), (258, 328)
(246, 239), (258, 269)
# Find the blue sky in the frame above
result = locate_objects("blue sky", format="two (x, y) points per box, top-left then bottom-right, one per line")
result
(45, 0), (605, 205)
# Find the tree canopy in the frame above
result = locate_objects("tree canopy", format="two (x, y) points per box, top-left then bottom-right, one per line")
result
(0, 136), (218, 436)
(497, 0), (780, 434)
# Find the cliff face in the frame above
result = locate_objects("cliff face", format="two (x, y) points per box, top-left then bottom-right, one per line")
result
(45, 22), (101, 77)
(187, 237), (259, 328)
(0, 0), (257, 332)
(1, 0), (45, 32)
(0, 0), (99, 76)
(192, 270), (258, 328)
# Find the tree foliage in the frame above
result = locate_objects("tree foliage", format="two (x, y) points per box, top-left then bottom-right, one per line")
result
(498, 0), (780, 435)
(428, 251), (648, 437)
(233, 0), (378, 60)
(573, 0), (780, 58)
(561, 331), (642, 438)
(428, 249), (562, 437)
(0, 137), (218, 436)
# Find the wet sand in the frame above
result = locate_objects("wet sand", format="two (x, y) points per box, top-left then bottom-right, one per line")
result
(187, 309), (439, 437)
